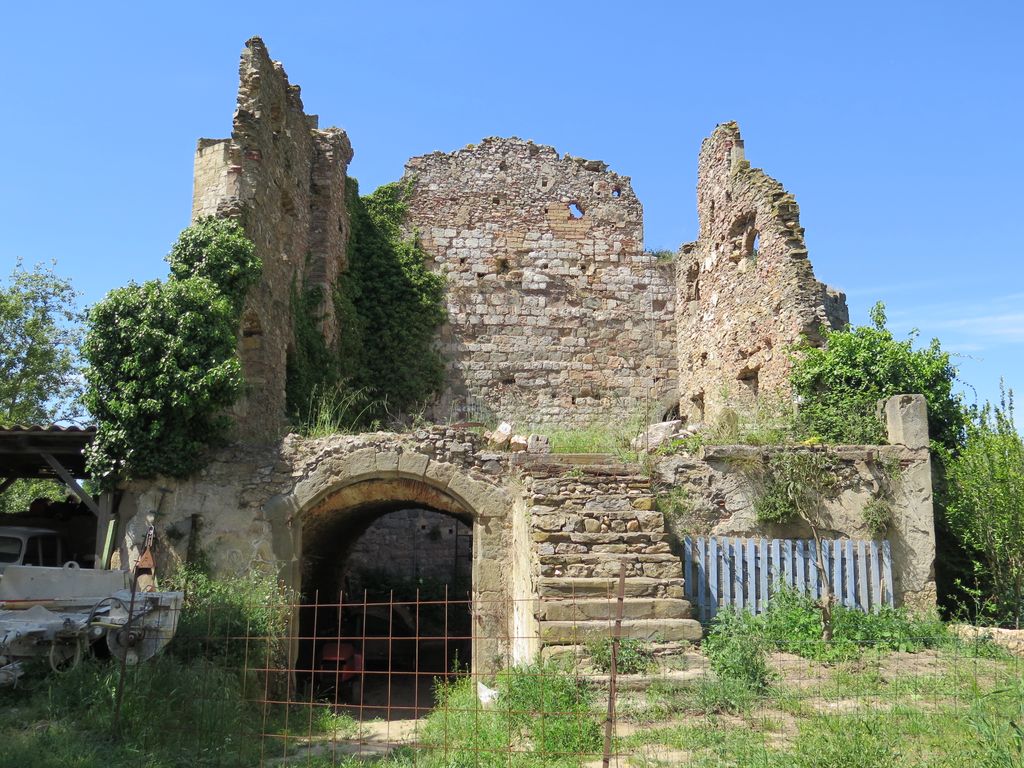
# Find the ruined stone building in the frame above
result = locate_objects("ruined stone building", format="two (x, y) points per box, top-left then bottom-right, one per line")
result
(117, 38), (935, 675)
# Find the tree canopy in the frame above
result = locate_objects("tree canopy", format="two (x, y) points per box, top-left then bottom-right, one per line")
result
(946, 388), (1024, 625)
(790, 302), (965, 453)
(0, 260), (82, 425)
(82, 218), (258, 482)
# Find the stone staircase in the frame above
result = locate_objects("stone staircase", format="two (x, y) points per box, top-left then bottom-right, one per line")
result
(517, 455), (703, 655)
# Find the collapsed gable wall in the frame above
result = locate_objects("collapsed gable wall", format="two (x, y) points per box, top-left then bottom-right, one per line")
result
(403, 138), (678, 426)
(677, 122), (848, 424)
(191, 37), (353, 441)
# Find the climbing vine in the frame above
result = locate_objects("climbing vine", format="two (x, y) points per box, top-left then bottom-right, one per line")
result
(286, 179), (446, 428)
(83, 218), (259, 482)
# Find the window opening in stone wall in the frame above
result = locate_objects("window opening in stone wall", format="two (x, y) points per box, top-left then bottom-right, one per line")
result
(298, 505), (473, 720)
(743, 228), (760, 261)
(738, 367), (760, 399)
(568, 202), (584, 219)
(612, 186), (622, 198)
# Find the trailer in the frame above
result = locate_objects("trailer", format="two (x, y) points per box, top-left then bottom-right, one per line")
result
(0, 563), (182, 686)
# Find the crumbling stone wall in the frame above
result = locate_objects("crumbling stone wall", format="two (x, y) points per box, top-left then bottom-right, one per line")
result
(677, 122), (849, 425)
(191, 37), (353, 441)
(117, 428), (532, 670)
(652, 396), (937, 610)
(403, 138), (678, 426)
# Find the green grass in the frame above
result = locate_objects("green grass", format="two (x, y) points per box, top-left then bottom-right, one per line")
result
(587, 637), (658, 675)
(0, 656), (263, 768)
(544, 424), (636, 456)
(619, 658), (1024, 767)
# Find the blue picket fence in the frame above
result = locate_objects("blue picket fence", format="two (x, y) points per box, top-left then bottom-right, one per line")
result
(682, 536), (894, 622)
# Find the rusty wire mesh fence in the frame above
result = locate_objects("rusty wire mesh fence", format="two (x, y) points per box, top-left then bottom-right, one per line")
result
(4, 583), (1023, 768)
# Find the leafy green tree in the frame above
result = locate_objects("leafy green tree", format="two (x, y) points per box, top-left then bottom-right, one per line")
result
(946, 388), (1024, 626)
(790, 302), (964, 453)
(166, 216), (260, 311)
(0, 260), (82, 425)
(83, 218), (259, 482)
(0, 261), (82, 513)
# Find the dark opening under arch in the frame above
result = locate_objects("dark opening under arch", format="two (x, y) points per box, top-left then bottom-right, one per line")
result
(297, 483), (474, 720)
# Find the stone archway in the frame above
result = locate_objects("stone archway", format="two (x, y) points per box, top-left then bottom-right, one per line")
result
(265, 447), (521, 677)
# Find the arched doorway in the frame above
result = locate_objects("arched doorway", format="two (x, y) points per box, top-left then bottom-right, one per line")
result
(293, 476), (480, 720)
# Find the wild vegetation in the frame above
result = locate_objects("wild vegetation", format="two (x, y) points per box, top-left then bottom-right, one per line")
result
(790, 302), (964, 452)
(287, 179), (446, 432)
(946, 388), (1024, 626)
(82, 217), (259, 482)
(0, 260), (83, 511)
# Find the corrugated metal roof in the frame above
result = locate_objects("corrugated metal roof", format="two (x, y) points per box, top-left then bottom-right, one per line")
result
(0, 424), (96, 434)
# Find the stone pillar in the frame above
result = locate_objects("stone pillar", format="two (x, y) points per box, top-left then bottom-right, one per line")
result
(883, 394), (930, 449)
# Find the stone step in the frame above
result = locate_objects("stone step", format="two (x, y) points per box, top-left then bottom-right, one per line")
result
(532, 536), (667, 552)
(541, 640), (693, 666)
(532, 507), (661, 518)
(539, 552), (680, 566)
(537, 597), (692, 622)
(537, 576), (684, 599)
(539, 552), (683, 579)
(539, 618), (703, 645)
(511, 454), (645, 477)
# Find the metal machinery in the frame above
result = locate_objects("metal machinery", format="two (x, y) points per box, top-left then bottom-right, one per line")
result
(0, 562), (183, 686)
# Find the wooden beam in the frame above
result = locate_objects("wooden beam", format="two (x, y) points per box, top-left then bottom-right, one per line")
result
(39, 451), (100, 517)
(95, 493), (113, 566)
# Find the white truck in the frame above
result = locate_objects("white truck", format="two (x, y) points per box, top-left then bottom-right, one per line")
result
(0, 526), (68, 572)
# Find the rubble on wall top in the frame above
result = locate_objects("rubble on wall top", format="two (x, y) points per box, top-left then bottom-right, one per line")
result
(406, 135), (628, 182)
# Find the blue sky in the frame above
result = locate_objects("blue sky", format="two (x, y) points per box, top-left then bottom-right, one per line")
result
(2, 1), (1021, 409)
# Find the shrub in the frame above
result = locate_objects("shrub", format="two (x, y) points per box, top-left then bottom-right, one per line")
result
(947, 389), (1024, 626)
(83, 218), (259, 482)
(83, 277), (244, 480)
(166, 216), (260, 311)
(753, 450), (840, 526)
(790, 302), (964, 452)
(702, 609), (771, 691)
(588, 637), (657, 675)
(162, 565), (291, 668)
(708, 587), (951, 665)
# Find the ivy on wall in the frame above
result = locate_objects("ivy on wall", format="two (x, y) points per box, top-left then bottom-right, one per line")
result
(286, 179), (446, 427)
(83, 218), (259, 482)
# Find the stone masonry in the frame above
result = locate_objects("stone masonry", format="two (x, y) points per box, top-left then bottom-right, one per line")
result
(116, 41), (941, 673)
(404, 139), (678, 426)
(676, 122), (849, 424)
(192, 37), (353, 442)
